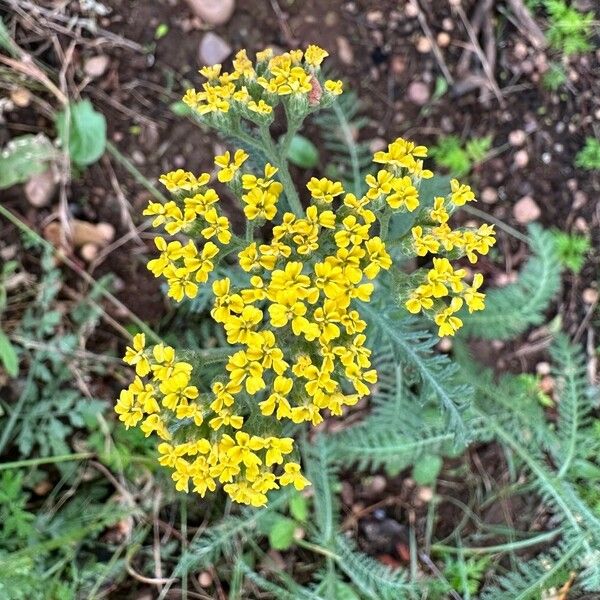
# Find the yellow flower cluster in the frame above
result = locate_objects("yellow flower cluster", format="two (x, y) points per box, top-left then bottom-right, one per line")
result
(404, 179), (495, 336)
(116, 333), (309, 507)
(117, 41), (496, 506)
(182, 45), (342, 121)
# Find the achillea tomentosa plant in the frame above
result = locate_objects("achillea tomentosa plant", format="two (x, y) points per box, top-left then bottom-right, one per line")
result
(115, 46), (496, 507)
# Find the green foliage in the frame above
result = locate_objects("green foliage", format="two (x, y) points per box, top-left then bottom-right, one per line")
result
(0, 248), (106, 458)
(460, 224), (561, 339)
(575, 137), (600, 170)
(0, 134), (58, 189)
(430, 135), (492, 177)
(287, 134), (320, 168)
(442, 556), (490, 597)
(545, 0), (594, 55)
(55, 99), (107, 167)
(550, 229), (590, 273)
(313, 85), (372, 195)
(542, 62), (567, 90)
(268, 516), (297, 550)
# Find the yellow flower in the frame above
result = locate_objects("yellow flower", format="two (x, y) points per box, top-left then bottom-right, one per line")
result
(279, 462), (310, 490)
(373, 137), (428, 168)
(164, 265), (198, 302)
(434, 297), (464, 337)
(412, 226), (440, 256)
(248, 99), (273, 114)
(463, 273), (486, 313)
(242, 187), (278, 221)
(365, 169), (394, 200)
(159, 169), (193, 192)
(430, 197), (449, 224)
(306, 177), (344, 203)
(304, 44), (329, 67)
(201, 208), (232, 244)
(405, 284), (435, 314)
(387, 176), (419, 211)
(214, 149), (248, 183)
(450, 179), (476, 205)
(199, 64), (222, 80)
(324, 79), (343, 95)
(224, 306), (264, 346)
(184, 189), (219, 216)
(123, 333), (150, 376)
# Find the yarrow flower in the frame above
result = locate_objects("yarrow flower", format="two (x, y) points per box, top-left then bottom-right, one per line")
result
(117, 45), (495, 507)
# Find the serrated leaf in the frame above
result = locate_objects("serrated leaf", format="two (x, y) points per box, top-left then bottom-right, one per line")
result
(286, 134), (319, 169)
(0, 329), (18, 377)
(55, 99), (106, 166)
(0, 134), (57, 189)
(268, 516), (297, 550)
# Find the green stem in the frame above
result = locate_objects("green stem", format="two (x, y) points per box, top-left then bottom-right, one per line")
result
(431, 529), (560, 556)
(379, 208), (392, 241)
(245, 220), (255, 242)
(0, 452), (94, 470)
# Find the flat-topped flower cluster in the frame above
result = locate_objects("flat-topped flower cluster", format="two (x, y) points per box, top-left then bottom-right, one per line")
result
(115, 46), (495, 506)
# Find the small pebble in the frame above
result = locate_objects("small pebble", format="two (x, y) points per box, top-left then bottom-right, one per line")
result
(404, 2), (418, 18)
(80, 243), (99, 262)
(582, 288), (598, 305)
(514, 149), (529, 168)
(198, 571), (213, 587)
(391, 55), (406, 74)
(416, 36), (432, 54)
(437, 32), (451, 48)
(324, 11), (338, 26)
(407, 81), (430, 105)
(10, 87), (31, 107)
(573, 191), (587, 210)
(369, 137), (387, 153)
(513, 41), (528, 60)
(481, 186), (498, 204)
(536, 361), (551, 376)
(199, 32), (232, 65)
(438, 337), (453, 352)
(84, 55), (109, 78)
(574, 217), (588, 233)
(508, 129), (526, 147)
(417, 487), (434, 503)
(185, 0), (235, 25)
(513, 195), (540, 224)
(366, 10), (383, 24)
(25, 170), (56, 207)
(442, 17), (454, 31)
(368, 475), (387, 494)
(336, 36), (354, 65)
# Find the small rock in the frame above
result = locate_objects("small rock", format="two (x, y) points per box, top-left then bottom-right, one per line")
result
(417, 487), (434, 503)
(84, 55), (109, 78)
(574, 216), (588, 233)
(573, 191), (587, 209)
(369, 137), (387, 153)
(481, 186), (498, 204)
(437, 32), (451, 48)
(514, 149), (529, 168)
(10, 87), (31, 107)
(513, 196), (540, 224)
(404, 2), (418, 18)
(25, 170), (56, 207)
(185, 0), (235, 25)
(416, 36), (432, 54)
(536, 361), (551, 376)
(198, 571), (213, 587)
(366, 10), (383, 24)
(513, 41), (528, 60)
(368, 475), (387, 494)
(391, 55), (406, 75)
(72, 220), (115, 247)
(442, 17), (454, 31)
(438, 337), (453, 352)
(80, 243), (99, 262)
(508, 129), (526, 147)
(324, 11), (338, 26)
(199, 32), (232, 65)
(336, 36), (354, 65)
(132, 150), (145, 165)
(407, 81), (430, 105)
(582, 288), (598, 305)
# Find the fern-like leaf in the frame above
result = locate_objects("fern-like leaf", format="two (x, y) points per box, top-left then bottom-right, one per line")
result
(361, 304), (473, 443)
(480, 540), (582, 600)
(312, 88), (372, 196)
(333, 535), (416, 600)
(460, 224), (561, 339)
